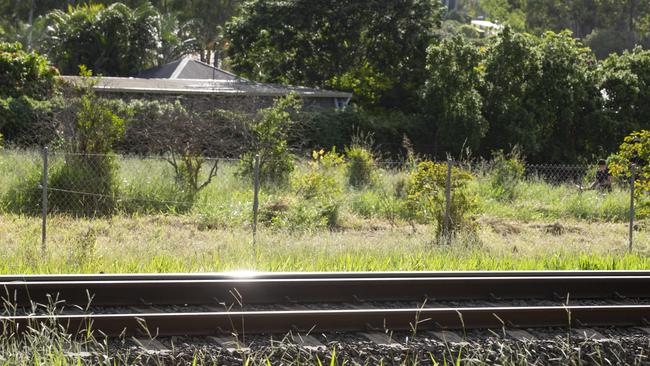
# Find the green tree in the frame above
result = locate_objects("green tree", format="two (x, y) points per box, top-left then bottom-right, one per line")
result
(0, 42), (59, 98)
(480, 29), (605, 163)
(158, 12), (199, 64)
(531, 31), (603, 162)
(480, 28), (543, 157)
(599, 47), (650, 152)
(406, 161), (477, 239)
(420, 36), (486, 157)
(226, 0), (441, 111)
(525, 0), (599, 38)
(239, 93), (302, 186)
(523, 0), (650, 57)
(43, 2), (160, 76)
(0, 42), (59, 145)
(172, 0), (240, 65)
(608, 130), (650, 217)
(49, 67), (125, 216)
(479, 0), (526, 31)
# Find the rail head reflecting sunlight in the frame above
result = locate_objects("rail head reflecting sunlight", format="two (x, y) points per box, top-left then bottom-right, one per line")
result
(225, 270), (261, 278)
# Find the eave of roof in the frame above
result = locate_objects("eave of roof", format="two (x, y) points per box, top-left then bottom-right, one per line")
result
(61, 76), (352, 99)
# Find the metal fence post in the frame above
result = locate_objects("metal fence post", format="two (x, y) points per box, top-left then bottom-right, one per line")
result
(629, 163), (636, 253)
(443, 159), (452, 242)
(41, 146), (48, 253)
(252, 154), (261, 245)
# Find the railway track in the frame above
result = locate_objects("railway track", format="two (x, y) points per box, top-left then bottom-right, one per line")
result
(2, 271), (650, 337)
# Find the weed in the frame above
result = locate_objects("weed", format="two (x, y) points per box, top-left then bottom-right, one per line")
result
(488, 148), (525, 201)
(346, 145), (377, 188)
(406, 161), (477, 239)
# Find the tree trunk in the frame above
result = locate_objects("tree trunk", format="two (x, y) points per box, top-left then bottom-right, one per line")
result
(213, 49), (220, 68)
(27, 0), (34, 50)
(630, 0), (637, 32)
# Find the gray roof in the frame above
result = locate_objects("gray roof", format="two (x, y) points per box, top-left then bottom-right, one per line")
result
(135, 58), (241, 80)
(61, 76), (353, 99)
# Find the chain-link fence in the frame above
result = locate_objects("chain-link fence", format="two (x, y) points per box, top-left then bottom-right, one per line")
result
(0, 148), (642, 252)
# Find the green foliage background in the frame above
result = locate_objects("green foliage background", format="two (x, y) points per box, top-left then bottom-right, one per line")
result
(2, 1), (650, 165)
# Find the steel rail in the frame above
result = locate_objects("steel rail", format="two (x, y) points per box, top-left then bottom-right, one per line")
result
(3, 276), (650, 307)
(2, 270), (650, 282)
(3, 305), (649, 337)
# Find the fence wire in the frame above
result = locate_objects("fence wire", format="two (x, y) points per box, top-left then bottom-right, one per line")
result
(0, 148), (643, 252)
(0, 149), (638, 215)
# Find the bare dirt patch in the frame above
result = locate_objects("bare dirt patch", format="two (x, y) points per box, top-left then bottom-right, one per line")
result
(532, 222), (584, 236)
(480, 217), (522, 236)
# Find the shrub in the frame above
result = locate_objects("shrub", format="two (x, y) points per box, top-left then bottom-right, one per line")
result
(240, 93), (301, 187)
(351, 191), (382, 218)
(489, 149), (525, 201)
(346, 145), (377, 188)
(48, 154), (118, 216)
(49, 69), (124, 216)
(118, 161), (192, 214)
(298, 107), (418, 158)
(405, 161), (477, 239)
(241, 148), (295, 188)
(294, 149), (344, 200)
(2, 159), (43, 214)
(294, 169), (341, 201)
(608, 130), (650, 217)
(117, 99), (245, 204)
(0, 42), (60, 146)
(262, 198), (338, 232)
(290, 148), (344, 229)
(43, 2), (160, 76)
(0, 96), (58, 146)
(320, 201), (341, 229)
(0, 42), (59, 99)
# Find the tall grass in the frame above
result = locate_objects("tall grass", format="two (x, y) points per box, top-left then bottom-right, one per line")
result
(0, 312), (643, 366)
(475, 177), (630, 221)
(0, 149), (635, 226)
(0, 213), (648, 275)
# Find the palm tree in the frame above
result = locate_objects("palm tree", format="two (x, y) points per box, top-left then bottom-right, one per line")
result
(44, 2), (161, 76)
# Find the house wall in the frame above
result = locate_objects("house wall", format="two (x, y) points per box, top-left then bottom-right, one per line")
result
(92, 91), (338, 113)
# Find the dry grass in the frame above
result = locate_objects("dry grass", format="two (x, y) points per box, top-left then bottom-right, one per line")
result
(478, 216), (650, 257)
(0, 213), (648, 274)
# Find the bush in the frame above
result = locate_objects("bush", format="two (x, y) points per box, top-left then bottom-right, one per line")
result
(0, 96), (58, 146)
(0, 42), (59, 99)
(294, 149), (344, 200)
(406, 161), (477, 239)
(346, 145), (377, 188)
(261, 198), (339, 232)
(50, 70), (124, 216)
(48, 154), (118, 216)
(299, 107), (418, 158)
(489, 149), (525, 201)
(351, 191), (382, 218)
(239, 93), (301, 187)
(608, 130), (650, 217)
(294, 168), (341, 201)
(241, 149), (295, 188)
(2, 159), (42, 214)
(0, 42), (60, 147)
(290, 148), (344, 229)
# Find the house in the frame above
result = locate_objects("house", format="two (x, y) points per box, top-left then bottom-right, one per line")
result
(470, 19), (503, 37)
(62, 58), (352, 112)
